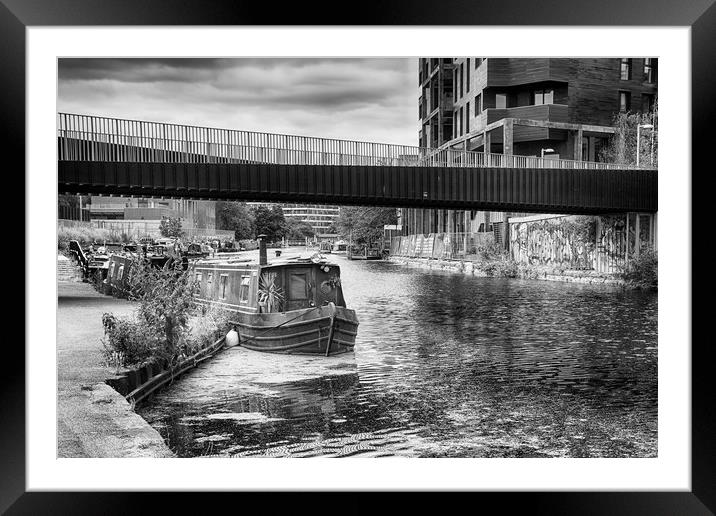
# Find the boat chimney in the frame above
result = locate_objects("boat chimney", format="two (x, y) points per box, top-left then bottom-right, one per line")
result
(258, 234), (267, 265)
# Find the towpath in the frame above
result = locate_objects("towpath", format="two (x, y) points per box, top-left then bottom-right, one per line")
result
(57, 281), (173, 457)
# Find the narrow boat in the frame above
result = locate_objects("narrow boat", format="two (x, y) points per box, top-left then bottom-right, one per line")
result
(347, 245), (382, 260)
(192, 237), (359, 355)
(332, 240), (349, 255)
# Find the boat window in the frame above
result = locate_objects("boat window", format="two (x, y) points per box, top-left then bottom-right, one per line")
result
(289, 272), (309, 300)
(219, 274), (229, 300)
(108, 262), (115, 278)
(117, 265), (125, 280)
(239, 275), (251, 303)
(195, 272), (202, 283)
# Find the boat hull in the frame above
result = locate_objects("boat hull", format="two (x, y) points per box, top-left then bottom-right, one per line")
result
(230, 304), (358, 355)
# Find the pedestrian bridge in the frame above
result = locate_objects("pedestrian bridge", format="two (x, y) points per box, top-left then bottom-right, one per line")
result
(57, 113), (657, 214)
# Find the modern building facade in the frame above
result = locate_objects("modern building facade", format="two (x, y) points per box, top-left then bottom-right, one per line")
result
(246, 202), (341, 238)
(405, 57), (658, 240)
(87, 196), (219, 239)
(281, 204), (340, 237)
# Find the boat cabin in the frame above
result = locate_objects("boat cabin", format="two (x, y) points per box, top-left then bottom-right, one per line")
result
(192, 256), (347, 314)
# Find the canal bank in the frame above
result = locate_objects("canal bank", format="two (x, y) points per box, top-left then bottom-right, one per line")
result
(57, 281), (174, 457)
(388, 256), (625, 285)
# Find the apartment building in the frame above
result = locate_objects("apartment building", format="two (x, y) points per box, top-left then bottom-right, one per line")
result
(406, 57), (658, 239)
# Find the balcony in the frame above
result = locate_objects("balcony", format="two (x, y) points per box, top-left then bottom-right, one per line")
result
(485, 104), (568, 125)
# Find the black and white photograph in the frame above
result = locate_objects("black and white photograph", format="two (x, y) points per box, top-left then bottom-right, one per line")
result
(8, 10), (707, 509)
(55, 56), (660, 460)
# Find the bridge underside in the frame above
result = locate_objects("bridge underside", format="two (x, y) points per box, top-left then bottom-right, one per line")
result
(58, 161), (657, 215)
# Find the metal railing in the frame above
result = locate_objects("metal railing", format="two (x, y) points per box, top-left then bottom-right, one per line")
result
(58, 113), (649, 170)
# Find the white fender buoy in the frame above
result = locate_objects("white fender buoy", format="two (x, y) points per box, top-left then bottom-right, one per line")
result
(225, 328), (240, 348)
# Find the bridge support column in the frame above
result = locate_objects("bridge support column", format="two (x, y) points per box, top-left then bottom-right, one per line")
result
(503, 119), (514, 156)
(574, 129), (584, 161)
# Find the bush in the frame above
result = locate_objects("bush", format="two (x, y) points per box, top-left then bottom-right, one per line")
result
(190, 305), (234, 352)
(101, 260), (228, 368)
(101, 313), (161, 367)
(475, 258), (519, 278)
(57, 225), (132, 252)
(620, 248), (658, 289)
(475, 241), (507, 261)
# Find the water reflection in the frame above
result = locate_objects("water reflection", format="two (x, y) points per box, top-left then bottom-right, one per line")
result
(139, 256), (657, 458)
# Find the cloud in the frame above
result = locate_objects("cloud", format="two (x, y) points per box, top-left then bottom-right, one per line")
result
(58, 58), (419, 145)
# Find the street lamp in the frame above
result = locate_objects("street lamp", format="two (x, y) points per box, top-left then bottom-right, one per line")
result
(540, 148), (555, 159)
(636, 123), (654, 167)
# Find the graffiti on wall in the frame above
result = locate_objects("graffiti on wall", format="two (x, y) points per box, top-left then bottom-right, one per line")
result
(510, 216), (597, 269)
(509, 214), (653, 273)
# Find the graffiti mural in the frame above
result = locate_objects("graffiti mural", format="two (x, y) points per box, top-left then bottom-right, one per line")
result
(509, 214), (654, 273)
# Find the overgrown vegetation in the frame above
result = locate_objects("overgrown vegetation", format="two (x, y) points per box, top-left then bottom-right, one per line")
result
(101, 259), (231, 368)
(159, 216), (184, 238)
(474, 241), (507, 261)
(620, 248), (658, 289)
(600, 104), (658, 167)
(57, 225), (131, 252)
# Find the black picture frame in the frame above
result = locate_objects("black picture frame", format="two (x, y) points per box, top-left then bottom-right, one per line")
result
(6, 0), (712, 513)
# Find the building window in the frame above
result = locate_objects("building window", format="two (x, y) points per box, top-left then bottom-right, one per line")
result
(620, 58), (632, 80)
(459, 63), (464, 98)
(219, 274), (229, 300)
(642, 93), (655, 113)
(495, 93), (507, 109)
(534, 89), (554, 105)
(644, 58), (655, 83)
(466, 59), (470, 93)
(619, 91), (631, 112)
(465, 103), (470, 133)
(239, 275), (251, 303)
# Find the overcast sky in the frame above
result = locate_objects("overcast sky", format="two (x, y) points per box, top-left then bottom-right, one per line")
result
(58, 58), (419, 146)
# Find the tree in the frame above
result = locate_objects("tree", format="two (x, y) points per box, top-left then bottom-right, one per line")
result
(251, 205), (286, 242)
(159, 216), (184, 238)
(284, 218), (316, 240)
(216, 201), (255, 240)
(336, 206), (398, 246)
(599, 102), (658, 167)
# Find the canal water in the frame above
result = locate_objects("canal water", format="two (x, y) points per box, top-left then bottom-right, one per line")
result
(138, 253), (657, 458)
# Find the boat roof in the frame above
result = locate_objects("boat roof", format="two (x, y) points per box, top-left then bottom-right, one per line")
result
(194, 252), (340, 269)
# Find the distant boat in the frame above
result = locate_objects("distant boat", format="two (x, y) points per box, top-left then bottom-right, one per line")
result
(347, 245), (382, 261)
(192, 240), (358, 355)
(332, 240), (349, 255)
(319, 241), (333, 254)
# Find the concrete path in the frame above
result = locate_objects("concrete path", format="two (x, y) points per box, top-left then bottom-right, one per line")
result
(57, 281), (174, 457)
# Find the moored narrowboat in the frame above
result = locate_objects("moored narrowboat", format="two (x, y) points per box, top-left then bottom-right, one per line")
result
(332, 240), (349, 255)
(192, 238), (359, 355)
(347, 245), (382, 260)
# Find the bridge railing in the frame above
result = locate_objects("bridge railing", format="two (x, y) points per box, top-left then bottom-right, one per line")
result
(57, 113), (649, 170)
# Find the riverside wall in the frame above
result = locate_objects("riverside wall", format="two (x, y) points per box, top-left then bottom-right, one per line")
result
(389, 256), (624, 286)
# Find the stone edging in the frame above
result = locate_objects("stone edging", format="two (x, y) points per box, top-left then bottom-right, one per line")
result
(389, 257), (624, 285)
